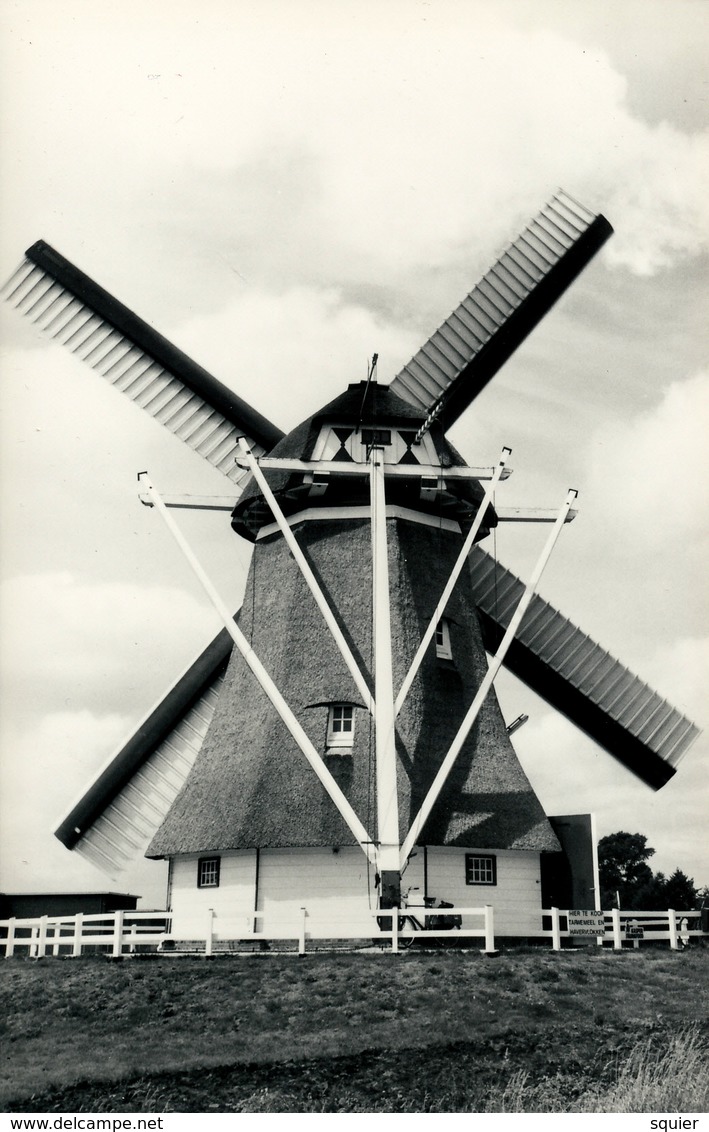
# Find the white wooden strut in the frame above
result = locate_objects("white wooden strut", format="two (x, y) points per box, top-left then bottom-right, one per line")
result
(394, 446), (511, 717)
(137, 472), (377, 867)
(399, 487), (579, 869)
(236, 439), (375, 715)
(369, 446), (401, 882)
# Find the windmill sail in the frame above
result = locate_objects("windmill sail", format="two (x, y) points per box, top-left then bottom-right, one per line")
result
(54, 629), (233, 876)
(390, 190), (613, 430)
(469, 547), (699, 788)
(2, 242), (284, 484)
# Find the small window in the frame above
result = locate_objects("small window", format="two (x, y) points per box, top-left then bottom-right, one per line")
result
(361, 428), (392, 448)
(327, 703), (355, 748)
(465, 854), (497, 886)
(435, 618), (452, 660)
(197, 856), (220, 888)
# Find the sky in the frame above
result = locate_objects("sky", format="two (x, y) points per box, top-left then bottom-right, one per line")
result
(0, 0), (707, 910)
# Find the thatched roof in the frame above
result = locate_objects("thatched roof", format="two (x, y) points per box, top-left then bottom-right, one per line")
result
(148, 514), (559, 857)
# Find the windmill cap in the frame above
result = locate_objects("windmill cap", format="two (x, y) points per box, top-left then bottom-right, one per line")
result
(231, 380), (495, 540)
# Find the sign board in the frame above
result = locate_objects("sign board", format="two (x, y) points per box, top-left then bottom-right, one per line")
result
(626, 925), (644, 939)
(567, 910), (605, 935)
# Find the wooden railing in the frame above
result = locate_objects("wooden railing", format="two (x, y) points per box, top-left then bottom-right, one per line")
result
(1, 905), (494, 957)
(2, 904), (703, 958)
(537, 907), (704, 950)
(1, 911), (172, 958)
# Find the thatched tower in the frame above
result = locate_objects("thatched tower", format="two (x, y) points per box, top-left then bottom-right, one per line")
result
(147, 381), (559, 940)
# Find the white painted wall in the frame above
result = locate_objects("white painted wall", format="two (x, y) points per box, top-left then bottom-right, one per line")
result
(426, 847), (543, 935)
(166, 845), (542, 941)
(169, 851), (257, 940)
(256, 847), (378, 937)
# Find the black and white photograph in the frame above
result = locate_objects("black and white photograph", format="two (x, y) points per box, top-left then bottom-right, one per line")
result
(0, 0), (707, 1120)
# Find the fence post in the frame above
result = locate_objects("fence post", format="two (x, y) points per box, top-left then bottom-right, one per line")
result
(391, 909), (399, 954)
(668, 909), (679, 951)
(51, 923), (60, 957)
(37, 916), (48, 958)
(73, 913), (83, 958)
(299, 907), (307, 956)
(112, 909), (125, 958)
(611, 907), (622, 950)
(5, 917), (16, 958)
(483, 905), (496, 954)
(551, 907), (561, 951)
(205, 908), (214, 957)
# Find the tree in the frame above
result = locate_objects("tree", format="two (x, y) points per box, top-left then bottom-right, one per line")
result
(598, 831), (655, 908)
(598, 832), (704, 910)
(663, 869), (699, 911)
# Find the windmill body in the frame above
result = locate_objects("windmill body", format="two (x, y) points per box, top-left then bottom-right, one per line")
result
(146, 383), (560, 940)
(3, 190), (700, 945)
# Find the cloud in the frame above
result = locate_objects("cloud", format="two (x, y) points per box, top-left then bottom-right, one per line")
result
(0, 708), (168, 903)
(585, 370), (709, 549)
(2, 1), (707, 319)
(0, 572), (222, 718)
(170, 285), (422, 429)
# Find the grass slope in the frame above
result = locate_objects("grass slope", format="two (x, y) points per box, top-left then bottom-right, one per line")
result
(2, 948), (707, 1112)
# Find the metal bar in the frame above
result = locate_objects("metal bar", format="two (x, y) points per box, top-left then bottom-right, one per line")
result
(400, 488), (578, 866)
(237, 440), (374, 714)
(240, 456), (513, 482)
(395, 446), (510, 717)
(370, 448), (401, 877)
(139, 473), (376, 865)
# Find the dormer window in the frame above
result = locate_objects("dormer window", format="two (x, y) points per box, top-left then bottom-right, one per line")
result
(312, 423), (439, 466)
(327, 703), (355, 748)
(435, 619), (452, 660)
(360, 428), (392, 448)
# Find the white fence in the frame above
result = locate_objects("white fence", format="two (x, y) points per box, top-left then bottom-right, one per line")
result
(0, 904), (494, 957)
(538, 907), (704, 950)
(1, 910), (172, 958)
(1, 904), (704, 958)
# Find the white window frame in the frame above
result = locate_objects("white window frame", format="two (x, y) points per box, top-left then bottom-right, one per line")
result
(197, 856), (221, 888)
(327, 703), (355, 748)
(465, 854), (497, 886)
(435, 618), (452, 660)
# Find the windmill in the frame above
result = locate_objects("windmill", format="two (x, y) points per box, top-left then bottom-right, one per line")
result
(3, 190), (700, 944)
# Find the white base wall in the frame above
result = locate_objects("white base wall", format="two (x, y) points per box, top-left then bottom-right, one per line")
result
(426, 847), (543, 935)
(166, 845), (543, 941)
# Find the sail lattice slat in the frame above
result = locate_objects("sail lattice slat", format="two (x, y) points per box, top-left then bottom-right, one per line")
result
(74, 676), (225, 876)
(390, 190), (612, 429)
(2, 242), (284, 485)
(468, 546), (700, 786)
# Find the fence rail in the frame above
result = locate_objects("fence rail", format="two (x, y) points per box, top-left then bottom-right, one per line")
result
(537, 907), (703, 951)
(1, 911), (172, 958)
(1, 904), (704, 958)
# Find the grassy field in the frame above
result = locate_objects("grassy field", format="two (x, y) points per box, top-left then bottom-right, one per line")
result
(1, 946), (707, 1113)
